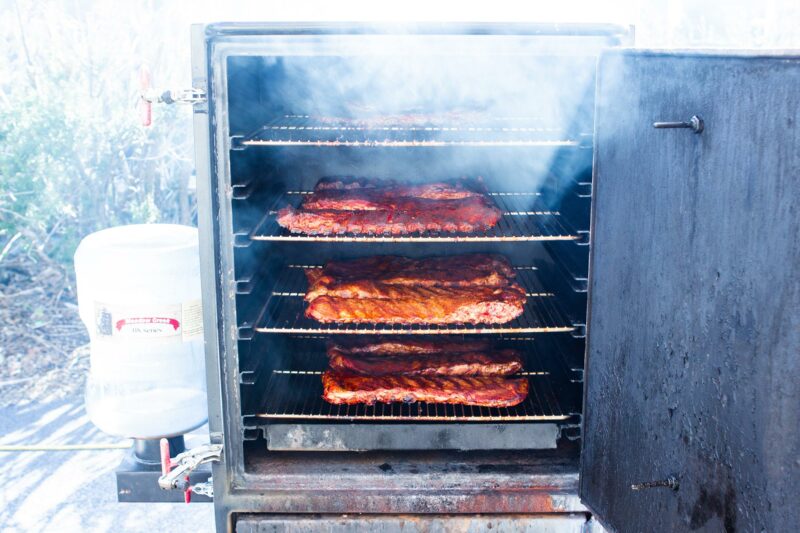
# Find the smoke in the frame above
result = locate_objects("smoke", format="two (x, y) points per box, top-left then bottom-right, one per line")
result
(233, 34), (604, 201)
(226, 33), (609, 389)
(267, 37), (596, 123)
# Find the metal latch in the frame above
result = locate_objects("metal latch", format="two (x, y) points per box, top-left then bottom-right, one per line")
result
(141, 87), (207, 106)
(139, 66), (206, 126)
(158, 438), (222, 502)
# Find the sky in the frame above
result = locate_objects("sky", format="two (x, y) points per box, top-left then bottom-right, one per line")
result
(177, 0), (799, 48)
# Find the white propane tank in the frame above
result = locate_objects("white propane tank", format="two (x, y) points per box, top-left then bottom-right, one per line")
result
(74, 224), (207, 438)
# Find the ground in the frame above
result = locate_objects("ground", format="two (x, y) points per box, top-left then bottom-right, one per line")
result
(0, 399), (214, 532)
(0, 254), (89, 408)
(0, 255), (214, 532)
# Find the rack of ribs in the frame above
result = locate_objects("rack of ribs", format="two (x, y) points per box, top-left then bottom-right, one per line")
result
(322, 372), (529, 407)
(305, 254), (514, 301)
(306, 285), (526, 325)
(277, 177), (501, 235)
(302, 181), (484, 210)
(321, 337), (527, 406)
(304, 254), (526, 325)
(313, 176), (486, 198)
(327, 348), (523, 376)
(328, 336), (493, 356)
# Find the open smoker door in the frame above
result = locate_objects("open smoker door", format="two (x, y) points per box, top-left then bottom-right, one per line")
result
(581, 50), (799, 532)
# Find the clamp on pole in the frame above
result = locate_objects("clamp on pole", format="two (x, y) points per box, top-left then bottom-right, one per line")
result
(158, 438), (221, 503)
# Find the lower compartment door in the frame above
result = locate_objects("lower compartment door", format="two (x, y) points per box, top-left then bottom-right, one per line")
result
(581, 50), (800, 532)
(235, 514), (594, 532)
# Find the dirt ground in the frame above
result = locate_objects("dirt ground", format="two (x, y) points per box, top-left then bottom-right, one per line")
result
(0, 254), (90, 408)
(0, 398), (214, 532)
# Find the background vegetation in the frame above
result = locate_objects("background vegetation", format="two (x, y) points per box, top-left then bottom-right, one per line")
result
(1, 1), (195, 266)
(0, 1), (196, 403)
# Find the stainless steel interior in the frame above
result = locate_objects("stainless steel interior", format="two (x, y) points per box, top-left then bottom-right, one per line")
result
(218, 35), (599, 455)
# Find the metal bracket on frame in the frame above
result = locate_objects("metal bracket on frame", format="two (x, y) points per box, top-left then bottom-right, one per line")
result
(560, 413), (583, 441)
(575, 230), (591, 245)
(571, 324), (586, 338)
(230, 135), (247, 151)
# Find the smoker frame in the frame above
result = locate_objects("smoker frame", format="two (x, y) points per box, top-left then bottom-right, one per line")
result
(193, 23), (633, 532)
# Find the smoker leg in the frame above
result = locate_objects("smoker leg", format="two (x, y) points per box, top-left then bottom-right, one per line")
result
(220, 510), (234, 533)
(583, 516), (609, 532)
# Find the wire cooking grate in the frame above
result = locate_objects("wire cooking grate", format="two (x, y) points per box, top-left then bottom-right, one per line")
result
(250, 265), (577, 336)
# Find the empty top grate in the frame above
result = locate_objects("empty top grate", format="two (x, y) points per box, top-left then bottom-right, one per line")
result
(235, 115), (584, 148)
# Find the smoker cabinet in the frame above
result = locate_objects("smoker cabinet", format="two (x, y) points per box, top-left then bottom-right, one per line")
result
(187, 23), (799, 533)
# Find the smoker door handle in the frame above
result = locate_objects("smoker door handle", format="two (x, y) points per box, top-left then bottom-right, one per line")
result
(631, 475), (680, 491)
(653, 116), (704, 134)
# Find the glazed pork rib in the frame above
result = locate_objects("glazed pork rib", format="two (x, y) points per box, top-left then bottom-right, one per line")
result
(322, 372), (529, 407)
(313, 176), (487, 197)
(314, 176), (382, 190)
(327, 348), (523, 376)
(301, 192), (483, 212)
(303, 182), (484, 210)
(305, 285), (526, 325)
(328, 336), (492, 356)
(308, 253), (513, 283)
(304, 254), (526, 325)
(305, 254), (514, 301)
(278, 195), (501, 235)
(277, 177), (500, 236)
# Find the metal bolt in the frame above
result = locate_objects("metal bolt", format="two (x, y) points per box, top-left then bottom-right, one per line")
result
(652, 115), (704, 134)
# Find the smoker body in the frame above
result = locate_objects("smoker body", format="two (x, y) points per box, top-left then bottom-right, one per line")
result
(189, 23), (800, 532)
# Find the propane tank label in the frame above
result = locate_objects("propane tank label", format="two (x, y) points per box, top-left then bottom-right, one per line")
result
(180, 299), (204, 341)
(94, 301), (202, 340)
